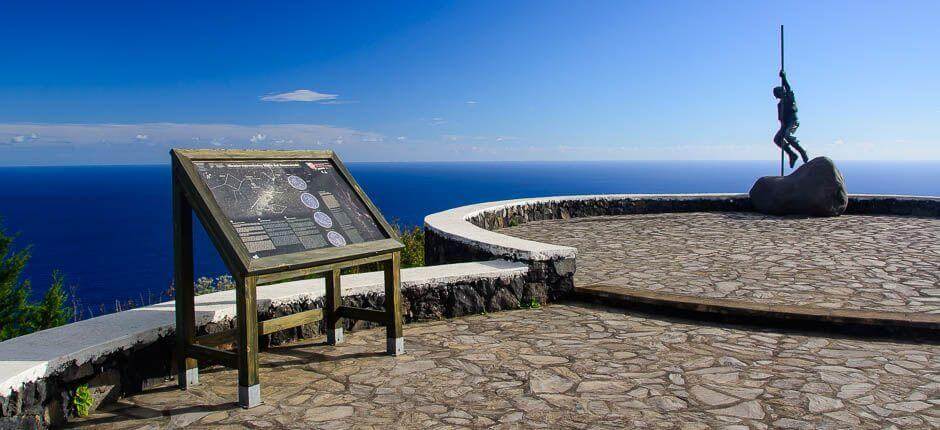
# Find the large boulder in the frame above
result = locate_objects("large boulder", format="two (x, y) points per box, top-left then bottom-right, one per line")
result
(749, 156), (848, 217)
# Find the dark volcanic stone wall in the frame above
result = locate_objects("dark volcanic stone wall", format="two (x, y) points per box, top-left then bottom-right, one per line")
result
(424, 228), (575, 304)
(464, 196), (753, 231)
(846, 196), (940, 217)
(0, 271), (527, 429)
(424, 195), (754, 310)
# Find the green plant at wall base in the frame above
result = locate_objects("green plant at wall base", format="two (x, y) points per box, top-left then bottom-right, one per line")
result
(521, 298), (541, 309)
(72, 384), (94, 417)
(396, 225), (425, 268)
(0, 223), (73, 341)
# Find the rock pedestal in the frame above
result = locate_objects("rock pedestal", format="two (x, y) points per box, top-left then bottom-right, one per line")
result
(749, 156), (848, 217)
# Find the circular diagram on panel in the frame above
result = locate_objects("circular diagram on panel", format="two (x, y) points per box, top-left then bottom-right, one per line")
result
(313, 211), (333, 228)
(287, 175), (307, 190)
(326, 231), (346, 247)
(300, 192), (320, 209)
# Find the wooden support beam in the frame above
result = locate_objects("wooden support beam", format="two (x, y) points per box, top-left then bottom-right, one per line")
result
(385, 252), (404, 355)
(236, 276), (260, 390)
(186, 344), (238, 369)
(325, 269), (342, 345)
(338, 306), (387, 324)
(194, 329), (236, 347)
(195, 309), (325, 347)
(260, 309), (323, 335)
(173, 174), (199, 389)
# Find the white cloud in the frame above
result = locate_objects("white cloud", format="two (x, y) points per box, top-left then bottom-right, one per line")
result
(466, 100), (478, 105)
(260, 89), (338, 103)
(0, 123), (383, 151)
(9, 133), (39, 144)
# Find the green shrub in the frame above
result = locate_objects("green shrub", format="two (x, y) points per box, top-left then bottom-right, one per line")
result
(72, 384), (94, 417)
(194, 275), (235, 295)
(340, 223), (425, 275)
(397, 225), (425, 268)
(0, 224), (73, 342)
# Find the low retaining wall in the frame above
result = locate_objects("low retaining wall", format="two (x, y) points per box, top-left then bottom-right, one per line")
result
(423, 192), (940, 335)
(0, 261), (527, 428)
(424, 194), (755, 304)
(424, 194), (940, 275)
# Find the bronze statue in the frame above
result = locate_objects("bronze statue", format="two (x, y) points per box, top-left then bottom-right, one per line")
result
(774, 70), (808, 168)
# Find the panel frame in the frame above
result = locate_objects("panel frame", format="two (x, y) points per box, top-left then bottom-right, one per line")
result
(171, 149), (403, 277)
(172, 148), (407, 409)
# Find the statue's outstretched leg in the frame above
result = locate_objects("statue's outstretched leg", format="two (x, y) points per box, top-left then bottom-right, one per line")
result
(774, 127), (799, 169)
(786, 123), (808, 164)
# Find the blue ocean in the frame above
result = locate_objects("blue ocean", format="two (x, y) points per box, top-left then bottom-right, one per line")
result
(1, 160), (938, 312)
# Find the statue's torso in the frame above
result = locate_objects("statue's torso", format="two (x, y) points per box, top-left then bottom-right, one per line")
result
(778, 91), (798, 124)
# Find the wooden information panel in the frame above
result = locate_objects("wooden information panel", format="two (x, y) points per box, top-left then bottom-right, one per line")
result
(171, 149), (404, 409)
(195, 159), (386, 257)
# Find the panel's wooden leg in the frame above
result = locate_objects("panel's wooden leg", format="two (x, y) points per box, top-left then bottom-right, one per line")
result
(236, 276), (261, 408)
(385, 252), (404, 355)
(172, 177), (198, 389)
(325, 269), (343, 345)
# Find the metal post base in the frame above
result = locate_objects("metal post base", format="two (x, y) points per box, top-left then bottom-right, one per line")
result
(327, 327), (344, 345)
(182, 367), (199, 388)
(238, 384), (262, 409)
(387, 337), (404, 356)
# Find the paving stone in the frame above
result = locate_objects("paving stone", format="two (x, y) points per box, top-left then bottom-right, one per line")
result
(501, 213), (940, 315)
(689, 386), (737, 407)
(806, 394), (844, 413)
(74, 303), (939, 429)
(529, 370), (574, 394)
(709, 400), (765, 419)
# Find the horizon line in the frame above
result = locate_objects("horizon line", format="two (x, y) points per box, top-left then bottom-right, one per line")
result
(2, 159), (940, 168)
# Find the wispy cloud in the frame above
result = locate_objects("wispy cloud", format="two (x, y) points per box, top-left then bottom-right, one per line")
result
(0, 123), (382, 149)
(0, 123), (391, 165)
(260, 89), (338, 103)
(9, 133), (39, 144)
(465, 100), (478, 105)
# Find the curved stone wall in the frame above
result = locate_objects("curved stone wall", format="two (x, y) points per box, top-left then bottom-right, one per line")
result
(423, 193), (940, 307)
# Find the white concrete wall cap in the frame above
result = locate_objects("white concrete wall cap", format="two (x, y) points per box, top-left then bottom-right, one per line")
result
(0, 260), (527, 396)
(423, 194), (749, 262)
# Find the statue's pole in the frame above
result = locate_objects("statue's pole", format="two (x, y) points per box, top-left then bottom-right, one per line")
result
(779, 25), (785, 176)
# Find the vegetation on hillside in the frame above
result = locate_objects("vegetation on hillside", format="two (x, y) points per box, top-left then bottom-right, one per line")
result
(0, 224), (72, 342)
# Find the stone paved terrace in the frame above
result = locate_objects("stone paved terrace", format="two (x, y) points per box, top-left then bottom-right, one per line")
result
(71, 303), (938, 429)
(500, 213), (940, 316)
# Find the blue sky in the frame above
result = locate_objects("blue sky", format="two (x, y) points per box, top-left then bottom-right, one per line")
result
(0, 1), (937, 165)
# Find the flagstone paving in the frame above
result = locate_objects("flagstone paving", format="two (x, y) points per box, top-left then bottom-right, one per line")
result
(72, 303), (939, 429)
(500, 213), (940, 316)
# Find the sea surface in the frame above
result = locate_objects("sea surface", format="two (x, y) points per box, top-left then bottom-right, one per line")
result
(0, 160), (937, 313)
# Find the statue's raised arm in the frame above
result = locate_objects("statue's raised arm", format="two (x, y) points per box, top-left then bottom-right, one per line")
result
(779, 69), (792, 93)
